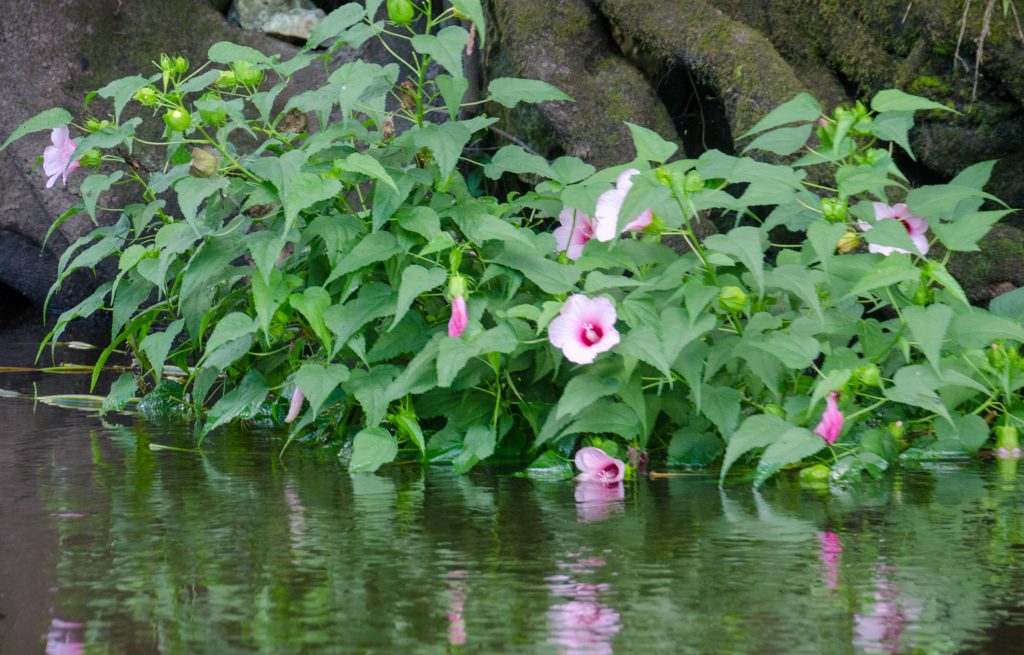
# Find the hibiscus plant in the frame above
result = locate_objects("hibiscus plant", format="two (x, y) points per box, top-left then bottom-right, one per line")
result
(2, 0), (1022, 487)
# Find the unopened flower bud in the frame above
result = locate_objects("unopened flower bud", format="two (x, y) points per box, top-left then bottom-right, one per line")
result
(159, 53), (173, 73)
(189, 147), (221, 178)
(162, 108), (191, 132)
(989, 343), (1009, 370)
(174, 55), (189, 74)
(387, 0), (416, 24)
(78, 149), (102, 168)
(683, 170), (703, 194)
(995, 424), (1020, 451)
(448, 274), (466, 299)
(84, 117), (104, 132)
(134, 86), (159, 106)
(855, 364), (881, 387)
(216, 70), (237, 88)
(888, 420), (906, 441)
(449, 248), (463, 272)
(836, 231), (859, 254)
(719, 286), (748, 313)
(232, 61), (263, 87)
(820, 197), (847, 222)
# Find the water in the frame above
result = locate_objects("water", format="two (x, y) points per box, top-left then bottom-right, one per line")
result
(2, 314), (1024, 654)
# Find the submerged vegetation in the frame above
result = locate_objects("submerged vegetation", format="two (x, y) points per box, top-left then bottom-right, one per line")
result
(1, 0), (1022, 486)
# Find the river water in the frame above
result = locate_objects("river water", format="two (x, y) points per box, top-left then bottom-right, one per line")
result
(1, 311), (1024, 654)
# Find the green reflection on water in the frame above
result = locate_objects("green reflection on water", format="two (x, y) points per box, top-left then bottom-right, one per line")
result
(10, 416), (1020, 655)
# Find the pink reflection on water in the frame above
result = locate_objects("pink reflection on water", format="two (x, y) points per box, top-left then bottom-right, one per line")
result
(574, 482), (624, 523)
(45, 618), (84, 655)
(547, 550), (621, 654)
(447, 569), (470, 645)
(853, 566), (923, 654)
(54, 513), (85, 519)
(817, 530), (842, 591)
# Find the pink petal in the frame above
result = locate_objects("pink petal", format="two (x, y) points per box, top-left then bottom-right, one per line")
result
(51, 125), (69, 147)
(872, 202), (900, 220)
(284, 387), (304, 423)
(448, 296), (468, 337)
(593, 188), (626, 242)
(909, 232), (930, 256)
(46, 171), (60, 188)
(623, 208), (652, 233)
(615, 168), (640, 191)
(547, 313), (577, 350)
(574, 446), (626, 482)
(561, 338), (600, 364)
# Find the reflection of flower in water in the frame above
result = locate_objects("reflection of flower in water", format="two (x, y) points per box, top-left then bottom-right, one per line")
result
(448, 569), (470, 645)
(46, 618), (84, 655)
(853, 566), (923, 654)
(817, 530), (842, 590)
(547, 550), (621, 655)
(284, 483), (307, 563)
(574, 482), (624, 523)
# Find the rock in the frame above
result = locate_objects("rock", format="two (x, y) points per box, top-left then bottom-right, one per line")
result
(947, 224), (1024, 305)
(261, 7), (326, 43)
(230, 0), (322, 34)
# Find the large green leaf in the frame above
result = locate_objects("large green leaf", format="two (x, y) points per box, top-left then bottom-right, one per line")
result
(903, 303), (953, 371)
(207, 41), (272, 66)
(411, 26), (469, 78)
(487, 77), (572, 108)
(704, 226), (766, 297)
(484, 145), (556, 179)
(295, 363), (350, 417)
(451, 0), (487, 47)
(453, 424), (497, 473)
(870, 89), (954, 113)
(96, 76), (149, 122)
(555, 374), (620, 420)
(391, 265), (446, 330)
(742, 124), (813, 156)
(0, 107), (73, 152)
(625, 122), (679, 163)
(205, 312), (257, 353)
(324, 283), (396, 355)
(140, 319), (184, 382)
(701, 385), (743, 438)
(336, 152), (397, 191)
(754, 426), (827, 488)
(413, 121), (471, 179)
(720, 414), (789, 483)
(200, 370), (268, 441)
(740, 93), (821, 138)
(436, 324), (518, 387)
(325, 231), (401, 284)
(303, 2), (364, 49)
(349, 427), (398, 472)
(492, 241), (580, 294)
(289, 287), (333, 351)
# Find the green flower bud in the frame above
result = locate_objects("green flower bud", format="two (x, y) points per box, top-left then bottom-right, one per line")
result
(887, 420), (906, 441)
(133, 86), (159, 106)
(174, 55), (189, 74)
(387, 0), (416, 24)
(216, 70), (237, 88)
(683, 170), (703, 194)
(820, 196), (847, 222)
(988, 343), (1009, 370)
(448, 274), (467, 299)
(78, 149), (102, 168)
(232, 61), (263, 87)
(84, 117), (104, 132)
(719, 286), (748, 313)
(162, 108), (191, 132)
(449, 248), (463, 272)
(836, 230), (859, 254)
(159, 53), (173, 73)
(855, 364), (882, 387)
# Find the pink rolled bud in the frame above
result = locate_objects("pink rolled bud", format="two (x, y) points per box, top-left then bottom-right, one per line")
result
(285, 387), (304, 423)
(448, 296), (468, 338)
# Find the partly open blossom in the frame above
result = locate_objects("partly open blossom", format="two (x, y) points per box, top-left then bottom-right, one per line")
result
(859, 203), (930, 256)
(592, 168), (652, 242)
(448, 295), (468, 337)
(548, 295), (620, 364)
(574, 446), (625, 484)
(814, 392), (844, 445)
(284, 387), (304, 423)
(43, 126), (81, 188)
(553, 208), (594, 260)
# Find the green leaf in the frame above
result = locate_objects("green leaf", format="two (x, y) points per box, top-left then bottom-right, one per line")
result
(883, 365), (952, 424)
(751, 333), (821, 369)
(345, 366), (398, 426)
(289, 287), (333, 351)
(411, 26), (469, 78)
(906, 184), (1004, 221)
(200, 371), (268, 441)
(205, 312), (257, 353)
(349, 427), (398, 472)
(667, 426), (724, 468)
(324, 282), (396, 355)
(806, 222), (847, 273)
(487, 77), (572, 108)
(330, 61), (398, 119)
(950, 310), (1024, 348)
(934, 413), (990, 453)
(740, 93), (821, 138)
(625, 122), (678, 163)
(521, 450), (574, 479)
(81, 172), (124, 222)
(562, 402), (641, 440)
(295, 363), (350, 417)
(451, 0), (487, 47)
(619, 326), (671, 378)
(845, 254), (919, 298)
(551, 157), (596, 185)
(336, 152), (397, 192)
(325, 231), (401, 284)
(453, 424), (497, 473)
(903, 304), (953, 371)
(704, 226), (766, 297)
(413, 121), (471, 179)
(871, 111), (915, 157)
(701, 385), (743, 438)
(436, 324), (518, 387)
(765, 265), (824, 319)
(862, 214), (919, 253)
(435, 74), (469, 120)
(0, 107), (73, 152)
(303, 2), (364, 49)
(754, 426), (826, 488)
(284, 172), (341, 231)
(990, 287), (1024, 322)
(175, 176), (229, 224)
(392, 265), (446, 330)
(96, 76), (149, 122)
(140, 319), (183, 382)
(741, 124), (813, 156)
(102, 373), (138, 413)
(207, 41), (272, 66)
(492, 241), (580, 294)
(484, 145), (556, 179)
(930, 210), (1011, 251)
(870, 89), (954, 113)
(555, 374), (619, 420)
(720, 414), (789, 483)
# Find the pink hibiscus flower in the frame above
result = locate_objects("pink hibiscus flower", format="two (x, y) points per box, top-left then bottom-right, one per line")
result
(448, 295), (468, 338)
(43, 126), (81, 188)
(592, 168), (653, 242)
(553, 208), (594, 260)
(574, 446), (626, 484)
(814, 392), (844, 445)
(859, 203), (930, 256)
(548, 295), (620, 364)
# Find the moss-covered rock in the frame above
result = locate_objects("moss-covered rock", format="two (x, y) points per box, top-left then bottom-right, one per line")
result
(948, 224), (1024, 304)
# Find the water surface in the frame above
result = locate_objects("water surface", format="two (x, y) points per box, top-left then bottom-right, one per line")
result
(2, 316), (1024, 654)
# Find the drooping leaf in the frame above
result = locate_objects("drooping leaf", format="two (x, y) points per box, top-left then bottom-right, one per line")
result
(391, 265), (446, 330)
(0, 107), (73, 152)
(903, 303), (953, 371)
(625, 122), (679, 163)
(487, 77), (572, 108)
(740, 93), (821, 138)
(453, 424), (497, 473)
(411, 26), (469, 78)
(295, 363), (350, 417)
(555, 374), (620, 420)
(720, 414), (790, 483)
(870, 89), (954, 113)
(754, 426), (827, 488)
(484, 145), (556, 179)
(200, 370), (268, 441)
(349, 427), (398, 472)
